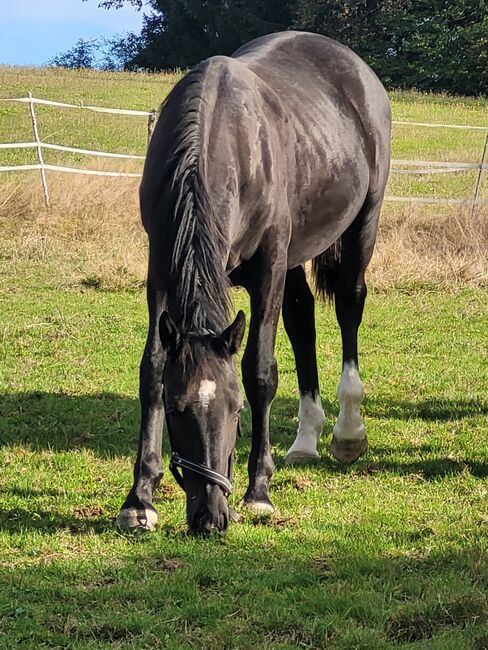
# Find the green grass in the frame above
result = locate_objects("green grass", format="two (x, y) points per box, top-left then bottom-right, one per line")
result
(0, 67), (487, 199)
(1, 279), (487, 648)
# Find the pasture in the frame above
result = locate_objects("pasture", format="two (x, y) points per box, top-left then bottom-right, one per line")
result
(0, 66), (487, 648)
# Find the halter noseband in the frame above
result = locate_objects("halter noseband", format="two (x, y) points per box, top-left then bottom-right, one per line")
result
(169, 452), (233, 497)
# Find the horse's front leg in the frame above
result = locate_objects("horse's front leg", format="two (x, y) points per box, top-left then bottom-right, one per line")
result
(241, 233), (287, 513)
(117, 284), (166, 531)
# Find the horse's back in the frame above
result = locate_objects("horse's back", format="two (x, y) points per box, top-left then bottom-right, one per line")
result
(232, 32), (391, 265)
(233, 31), (390, 137)
(142, 32), (391, 272)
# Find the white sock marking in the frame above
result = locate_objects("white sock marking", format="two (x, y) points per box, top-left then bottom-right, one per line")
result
(285, 393), (325, 459)
(198, 379), (217, 410)
(333, 362), (366, 441)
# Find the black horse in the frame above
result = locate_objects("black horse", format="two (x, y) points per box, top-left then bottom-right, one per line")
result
(117, 31), (391, 535)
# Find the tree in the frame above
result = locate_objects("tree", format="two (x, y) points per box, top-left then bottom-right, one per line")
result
(49, 34), (141, 70)
(293, 0), (488, 94)
(98, 1), (297, 69)
(76, 0), (487, 94)
(49, 38), (99, 68)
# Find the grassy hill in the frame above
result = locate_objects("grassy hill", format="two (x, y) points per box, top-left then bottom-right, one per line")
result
(0, 65), (487, 290)
(1, 66), (487, 194)
(0, 67), (488, 287)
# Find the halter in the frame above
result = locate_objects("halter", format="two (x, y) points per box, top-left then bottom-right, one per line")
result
(162, 375), (241, 520)
(169, 451), (233, 497)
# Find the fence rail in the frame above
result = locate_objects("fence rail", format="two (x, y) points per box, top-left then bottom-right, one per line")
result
(0, 94), (157, 204)
(392, 119), (488, 131)
(0, 141), (145, 160)
(0, 163), (142, 178)
(0, 95), (152, 116)
(0, 94), (487, 207)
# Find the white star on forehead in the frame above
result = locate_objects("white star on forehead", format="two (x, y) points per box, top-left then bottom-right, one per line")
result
(198, 379), (217, 410)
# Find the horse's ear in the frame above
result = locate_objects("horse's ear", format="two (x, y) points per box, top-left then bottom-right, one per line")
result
(159, 311), (180, 353)
(221, 310), (246, 355)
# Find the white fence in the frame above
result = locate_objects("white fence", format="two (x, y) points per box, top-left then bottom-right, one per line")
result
(0, 94), (157, 207)
(0, 93), (487, 208)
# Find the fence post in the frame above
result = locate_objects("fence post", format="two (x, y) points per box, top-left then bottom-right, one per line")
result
(28, 92), (50, 208)
(472, 131), (488, 213)
(147, 110), (157, 148)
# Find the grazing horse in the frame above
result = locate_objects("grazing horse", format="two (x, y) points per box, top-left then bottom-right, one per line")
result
(117, 31), (391, 535)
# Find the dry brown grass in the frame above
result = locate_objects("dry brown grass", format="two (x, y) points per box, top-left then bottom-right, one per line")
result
(1, 174), (487, 291)
(371, 202), (488, 289)
(0, 170), (145, 289)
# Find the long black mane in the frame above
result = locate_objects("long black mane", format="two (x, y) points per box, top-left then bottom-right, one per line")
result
(159, 65), (229, 333)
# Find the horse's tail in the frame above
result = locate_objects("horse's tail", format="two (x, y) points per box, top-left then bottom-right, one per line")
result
(311, 238), (342, 302)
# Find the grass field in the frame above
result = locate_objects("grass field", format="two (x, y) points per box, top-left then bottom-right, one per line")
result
(1, 285), (487, 648)
(0, 66), (487, 648)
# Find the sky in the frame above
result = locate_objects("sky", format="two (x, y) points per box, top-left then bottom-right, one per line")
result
(0, 0), (145, 66)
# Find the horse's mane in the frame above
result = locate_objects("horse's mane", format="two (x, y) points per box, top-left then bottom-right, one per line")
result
(161, 64), (229, 333)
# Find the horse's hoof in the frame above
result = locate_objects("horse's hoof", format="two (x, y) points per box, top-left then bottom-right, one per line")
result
(228, 507), (244, 523)
(330, 436), (368, 464)
(116, 507), (158, 531)
(242, 499), (275, 515)
(284, 449), (320, 465)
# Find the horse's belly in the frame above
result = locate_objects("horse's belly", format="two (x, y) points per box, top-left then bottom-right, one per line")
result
(287, 175), (367, 268)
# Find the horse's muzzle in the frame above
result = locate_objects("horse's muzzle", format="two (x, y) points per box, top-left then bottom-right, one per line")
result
(187, 485), (229, 536)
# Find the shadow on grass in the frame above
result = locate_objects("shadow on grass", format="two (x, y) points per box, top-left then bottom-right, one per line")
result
(0, 506), (112, 536)
(1, 390), (487, 469)
(271, 393), (488, 424)
(0, 391), (140, 457)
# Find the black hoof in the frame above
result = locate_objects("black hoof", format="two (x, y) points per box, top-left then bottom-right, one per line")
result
(330, 435), (368, 464)
(242, 491), (275, 515)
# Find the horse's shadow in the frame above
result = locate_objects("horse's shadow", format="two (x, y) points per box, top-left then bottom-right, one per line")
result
(0, 391), (140, 457)
(1, 389), (486, 459)
(270, 395), (488, 479)
(0, 391), (487, 535)
(0, 505), (112, 536)
(1, 391), (486, 457)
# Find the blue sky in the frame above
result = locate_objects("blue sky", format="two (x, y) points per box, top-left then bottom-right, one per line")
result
(0, 0), (144, 66)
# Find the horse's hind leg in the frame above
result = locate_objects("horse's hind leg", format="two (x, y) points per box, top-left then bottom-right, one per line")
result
(329, 197), (382, 464)
(117, 282), (166, 531)
(282, 266), (325, 464)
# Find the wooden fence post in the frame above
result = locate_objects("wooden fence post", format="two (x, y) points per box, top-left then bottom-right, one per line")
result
(472, 132), (488, 213)
(28, 92), (50, 208)
(147, 110), (157, 148)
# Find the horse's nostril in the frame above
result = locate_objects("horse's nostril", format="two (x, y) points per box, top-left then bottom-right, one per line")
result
(196, 512), (214, 532)
(192, 511), (230, 536)
(188, 495), (230, 535)
(220, 511), (229, 532)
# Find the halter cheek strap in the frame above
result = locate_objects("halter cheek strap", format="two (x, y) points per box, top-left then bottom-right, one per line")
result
(169, 452), (233, 497)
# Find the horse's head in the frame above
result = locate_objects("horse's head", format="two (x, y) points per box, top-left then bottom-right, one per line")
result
(159, 310), (246, 536)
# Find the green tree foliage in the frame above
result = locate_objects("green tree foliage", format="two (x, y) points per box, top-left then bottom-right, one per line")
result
(49, 38), (98, 68)
(49, 34), (140, 71)
(85, 0), (487, 94)
(294, 0), (488, 94)
(117, 1), (296, 69)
